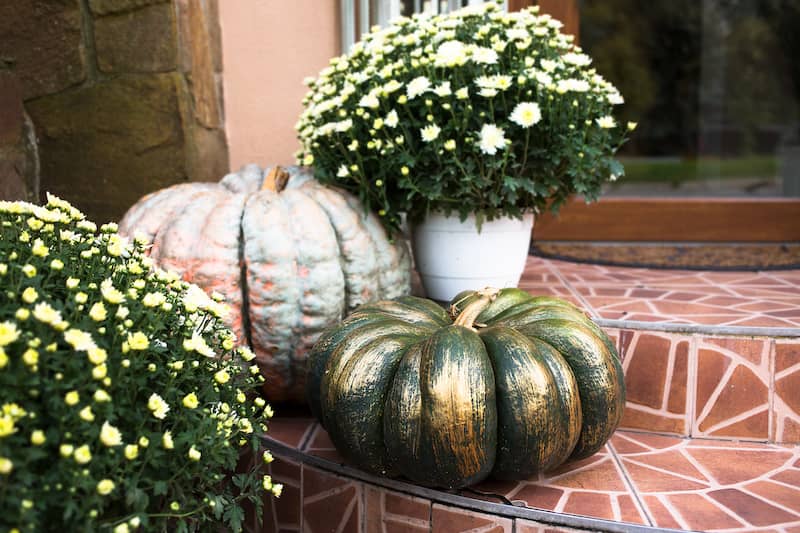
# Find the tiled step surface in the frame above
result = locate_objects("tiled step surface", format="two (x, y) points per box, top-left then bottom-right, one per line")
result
(258, 258), (800, 532)
(520, 257), (800, 329)
(262, 418), (800, 532)
(522, 257), (800, 445)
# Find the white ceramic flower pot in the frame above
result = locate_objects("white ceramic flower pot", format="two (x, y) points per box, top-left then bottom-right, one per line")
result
(411, 212), (534, 302)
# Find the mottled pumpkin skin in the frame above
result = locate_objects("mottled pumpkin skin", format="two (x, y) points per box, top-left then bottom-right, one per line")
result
(119, 165), (412, 402)
(307, 289), (624, 489)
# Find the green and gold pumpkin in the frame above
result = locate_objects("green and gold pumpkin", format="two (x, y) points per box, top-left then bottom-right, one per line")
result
(306, 288), (624, 489)
(119, 165), (411, 402)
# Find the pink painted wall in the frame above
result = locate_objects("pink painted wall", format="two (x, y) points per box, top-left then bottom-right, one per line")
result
(218, 1), (340, 169)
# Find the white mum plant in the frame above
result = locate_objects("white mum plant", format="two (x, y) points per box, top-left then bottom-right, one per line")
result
(297, 0), (635, 232)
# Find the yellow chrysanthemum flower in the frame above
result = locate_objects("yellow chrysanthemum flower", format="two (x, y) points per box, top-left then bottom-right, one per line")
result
(124, 444), (139, 460)
(31, 429), (46, 445)
(162, 431), (174, 450)
(127, 331), (149, 351)
(74, 445), (92, 464)
(182, 392), (199, 409)
(64, 391), (80, 406)
(147, 393), (170, 420)
(96, 479), (115, 495)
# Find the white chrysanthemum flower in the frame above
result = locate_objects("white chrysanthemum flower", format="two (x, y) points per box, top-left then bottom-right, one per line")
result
(533, 71), (553, 87)
(510, 102), (542, 128)
(358, 93), (380, 109)
(607, 92), (625, 105)
(385, 110), (399, 128)
(337, 165), (349, 178)
(540, 59), (560, 72)
(420, 124), (441, 142)
(433, 81), (452, 97)
(478, 124), (507, 155)
(147, 393), (170, 420)
(434, 40), (468, 67)
(471, 46), (498, 65)
(596, 116), (617, 129)
(562, 52), (592, 66)
(506, 27), (529, 41)
(183, 284), (214, 313)
(100, 421), (122, 447)
(335, 119), (353, 132)
(382, 80), (403, 95)
(407, 76), (431, 99)
(183, 332), (215, 358)
(556, 79), (590, 93)
(494, 75), (513, 91)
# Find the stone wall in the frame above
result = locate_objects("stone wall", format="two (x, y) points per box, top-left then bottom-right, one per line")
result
(0, 0), (228, 223)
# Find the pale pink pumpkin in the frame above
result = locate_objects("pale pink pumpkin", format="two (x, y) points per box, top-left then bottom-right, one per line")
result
(119, 165), (412, 402)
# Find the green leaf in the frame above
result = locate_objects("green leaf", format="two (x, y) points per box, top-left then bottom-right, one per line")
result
(153, 481), (168, 496)
(224, 504), (245, 533)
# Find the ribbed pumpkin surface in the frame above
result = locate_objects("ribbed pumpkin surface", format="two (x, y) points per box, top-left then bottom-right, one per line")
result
(307, 288), (624, 489)
(119, 165), (411, 402)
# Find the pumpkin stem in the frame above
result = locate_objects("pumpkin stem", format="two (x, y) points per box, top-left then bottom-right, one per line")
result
(262, 166), (290, 193)
(453, 287), (500, 329)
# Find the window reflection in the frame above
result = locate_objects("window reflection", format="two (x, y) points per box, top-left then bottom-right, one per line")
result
(581, 0), (800, 197)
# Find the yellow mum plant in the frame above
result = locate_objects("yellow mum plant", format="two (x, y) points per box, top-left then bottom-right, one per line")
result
(0, 196), (280, 532)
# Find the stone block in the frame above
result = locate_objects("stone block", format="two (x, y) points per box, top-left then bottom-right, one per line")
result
(185, 124), (229, 184)
(176, 0), (222, 74)
(88, 0), (166, 16)
(0, 72), (39, 202)
(0, 72), (24, 144)
(0, 0), (86, 99)
(94, 2), (177, 73)
(186, 0), (222, 127)
(27, 73), (188, 223)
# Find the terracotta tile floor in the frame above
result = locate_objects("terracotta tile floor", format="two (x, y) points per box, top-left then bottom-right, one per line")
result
(265, 258), (800, 532)
(523, 257), (800, 328)
(266, 419), (800, 532)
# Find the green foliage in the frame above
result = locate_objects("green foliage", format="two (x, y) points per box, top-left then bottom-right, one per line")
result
(296, 1), (631, 233)
(0, 196), (281, 532)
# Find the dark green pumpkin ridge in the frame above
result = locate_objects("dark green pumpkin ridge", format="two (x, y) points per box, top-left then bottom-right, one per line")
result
(309, 317), (432, 424)
(517, 320), (625, 460)
(384, 342), (425, 480)
(321, 334), (419, 476)
(480, 327), (581, 478)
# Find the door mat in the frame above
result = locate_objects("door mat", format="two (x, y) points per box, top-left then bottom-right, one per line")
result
(531, 242), (800, 271)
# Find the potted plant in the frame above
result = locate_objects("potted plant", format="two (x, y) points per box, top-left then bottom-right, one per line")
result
(296, 1), (635, 300)
(0, 195), (281, 532)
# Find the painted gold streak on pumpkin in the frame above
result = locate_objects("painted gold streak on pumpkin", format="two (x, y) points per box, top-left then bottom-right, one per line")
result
(420, 326), (496, 486)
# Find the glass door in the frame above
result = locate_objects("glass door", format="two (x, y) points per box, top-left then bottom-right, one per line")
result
(533, 0), (800, 241)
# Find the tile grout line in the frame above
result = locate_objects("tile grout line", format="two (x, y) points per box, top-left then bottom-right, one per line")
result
(298, 422), (318, 452)
(607, 441), (654, 527)
(542, 260), (599, 318)
(769, 339), (777, 443)
(688, 334), (697, 439)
